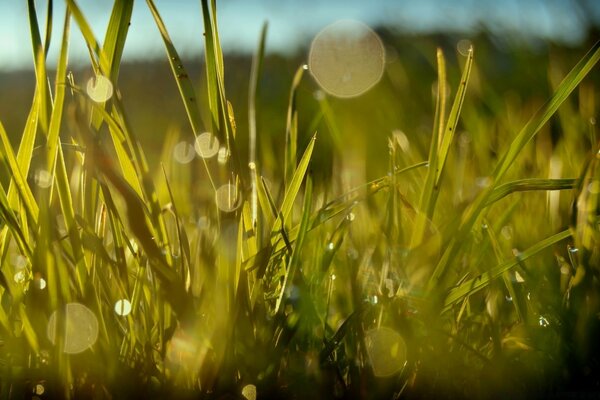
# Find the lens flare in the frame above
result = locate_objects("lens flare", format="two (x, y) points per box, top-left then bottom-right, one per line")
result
(365, 327), (407, 377)
(114, 299), (132, 316)
(194, 132), (220, 159)
(173, 141), (196, 164)
(47, 303), (99, 354)
(86, 75), (114, 103)
(215, 183), (240, 212)
(309, 19), (385, 98)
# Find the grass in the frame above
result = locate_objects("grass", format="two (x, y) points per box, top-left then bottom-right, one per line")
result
(0, 1), (599, 399)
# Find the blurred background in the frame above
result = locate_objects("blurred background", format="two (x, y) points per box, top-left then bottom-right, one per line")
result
(0, 0), (599, 206)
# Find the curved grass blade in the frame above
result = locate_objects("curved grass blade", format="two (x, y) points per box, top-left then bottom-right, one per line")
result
(429, 42), (600, 290)
(443, 229), (572, 311)
(485, 178), (576, 206)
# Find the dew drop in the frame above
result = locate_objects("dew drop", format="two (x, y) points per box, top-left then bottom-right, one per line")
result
(457, 39), (473, 56)
(538, 315), (549, 327)
(327, 242), (335, 251)
(347, 212), (355, 221)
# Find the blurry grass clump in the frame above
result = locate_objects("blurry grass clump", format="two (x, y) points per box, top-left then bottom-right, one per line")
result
(0, 0), (599, 399)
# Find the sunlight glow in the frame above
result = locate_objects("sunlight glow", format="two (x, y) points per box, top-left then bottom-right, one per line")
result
(216, 183), (240, 212)
(309, 20), (385, 98)
(86, 75), (114, 103)
(173, 141), (196, 164)
(114, 299), (132, 316)
(194, 132), (220, 159)
(241, 384), (257, 400)
(47, 303), (99, 354)
(365, 327), (407, 377)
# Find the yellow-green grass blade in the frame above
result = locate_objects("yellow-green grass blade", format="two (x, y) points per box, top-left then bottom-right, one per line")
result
(201, 0), (222, 135)
(275, 175), (312, 314)
(43, 0), (53, 57)
(410, 48), (447, 247)
(0, 182), (33, 259)
(436, 47), (473, 185)
(46, 9), (70, 176)
(485, 178), (576, 206)
(429, 42), (600, 290)
(248, 22), (268, 227)
(284, 65), (305, 188)
(65, 0), (103, 70)
(145, 0), (203, 136)
(272, 134), (316, 234)
(0, 121), (39, 222)
(484, 219), (525, 322)
(27, 0), (52, 135)
(442, 229), (571, 312)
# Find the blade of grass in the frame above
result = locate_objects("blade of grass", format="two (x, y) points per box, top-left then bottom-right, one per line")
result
(429, 42), (600, 290)
(443, 229), (571, 311)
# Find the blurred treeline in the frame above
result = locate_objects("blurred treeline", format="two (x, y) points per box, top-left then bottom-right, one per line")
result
(0, 28), (598, 188)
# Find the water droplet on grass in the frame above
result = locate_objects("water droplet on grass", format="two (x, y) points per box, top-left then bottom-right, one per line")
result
(538, 315), (549, 327)
(457, 39), (473, 56)
(114, 299), (132, 316)
(47, 303), (99, 354)
(194, 132), (220, 159)
(309, 19), (385, 98)
(86, 75), (113, 103)
(327, 242), (335, 251)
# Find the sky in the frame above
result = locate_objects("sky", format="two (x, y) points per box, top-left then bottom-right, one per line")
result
(0, 0), (599, 71)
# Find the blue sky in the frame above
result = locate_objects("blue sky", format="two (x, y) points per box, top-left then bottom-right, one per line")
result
(0, 0), (598, 71)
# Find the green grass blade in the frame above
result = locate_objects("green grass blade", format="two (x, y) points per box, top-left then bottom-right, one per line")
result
(272, 134), (316, 234)
(429, 43), (600, 289)
(248, 22), (267, 227)
(146, 0), (203, 135)
(443, 229), (571, 311)
(274, 175), (312, 314)
(436, 47), (473, 185)
(485, 178), (576, 206)
(284, 65), (305, 188)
